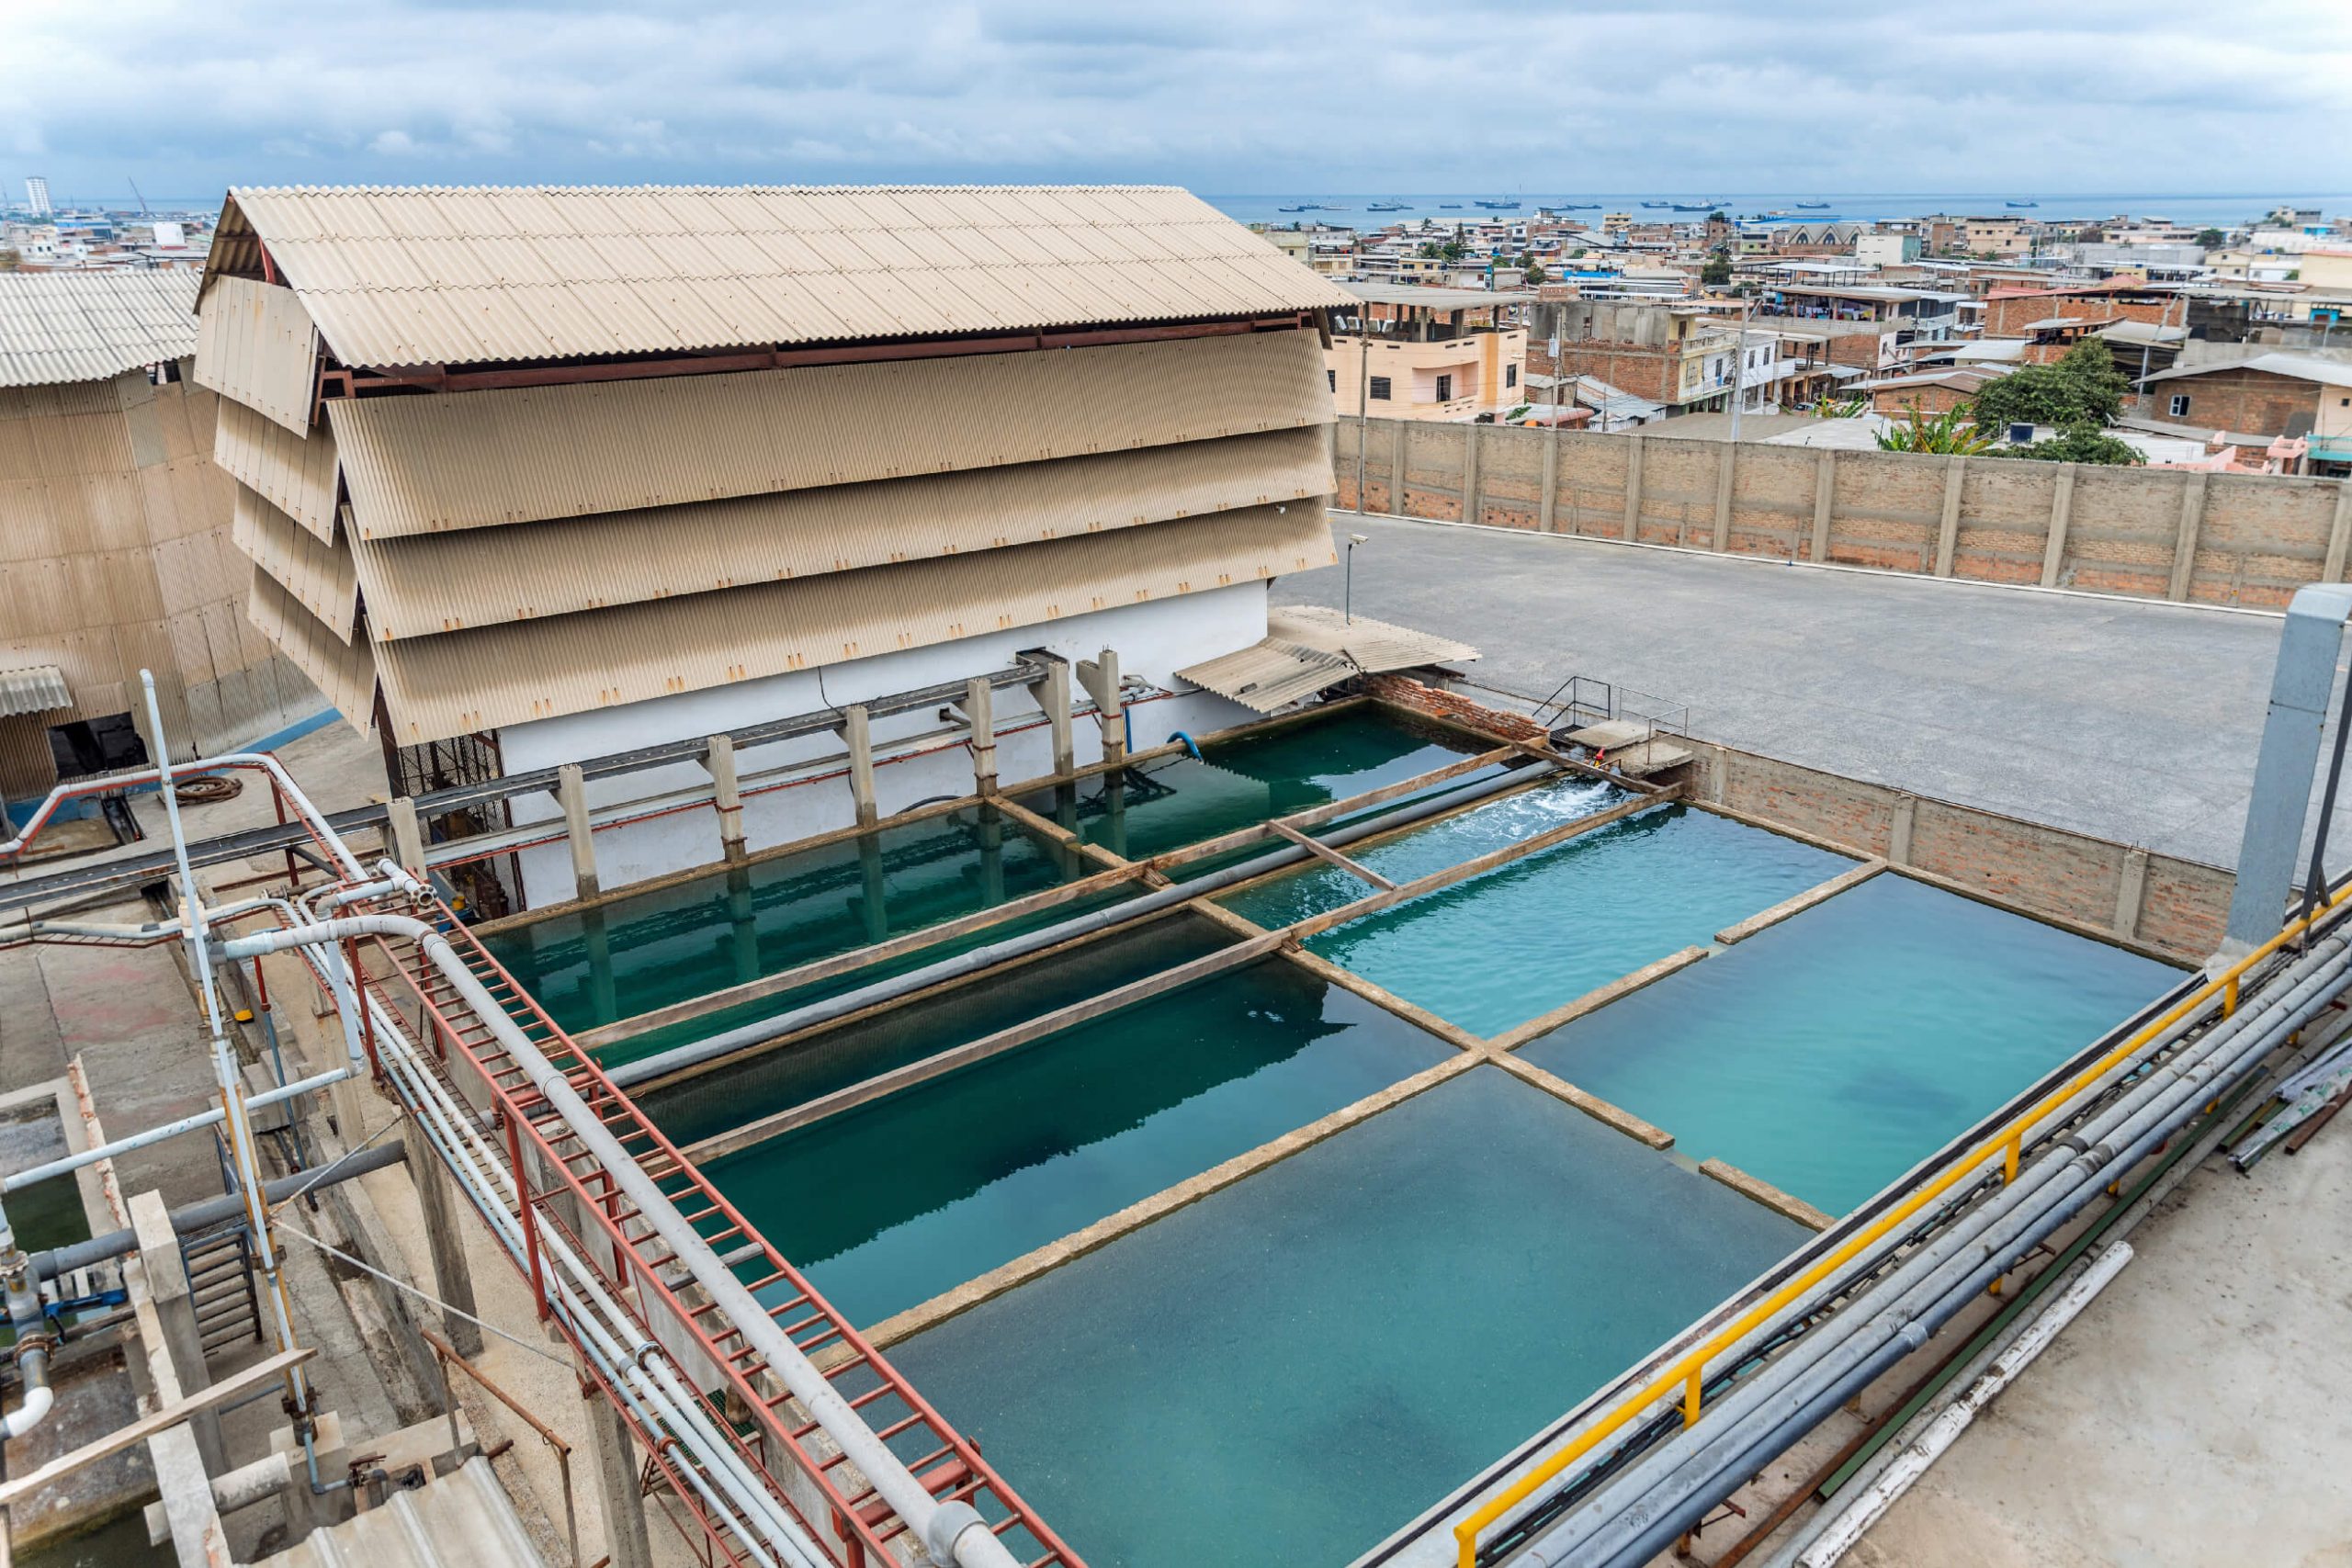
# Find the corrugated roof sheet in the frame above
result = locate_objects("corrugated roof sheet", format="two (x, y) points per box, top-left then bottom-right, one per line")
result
(1175, 638), (1354, 713)
(208, 185), (1356, 369)
(1265, 604), (1478, 671)
(2140, 352), (2352, 389)
(233, 482), (358, 641)
(253, 1456), (541, 1568)
(373, 502), (1335, 742)
(194, 276), (321, 434)
(350, 426), (1331, 639)
(0, 270), (200, 388)
(0, 663), (73, 717)
(246, 567), (377, 725)
(212, 399), (341, 541)
(325, 327), (1330, 537)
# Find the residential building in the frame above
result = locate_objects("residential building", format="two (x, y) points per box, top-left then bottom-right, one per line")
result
(1982, 278), (2188, 338)
(195, 183), (1351, 907)
(2135, 354), (2352, 462)
(1960, 217), (2030, 256)
(1329, 282), (1530, 421)
(1863, 365), (2006, 417)
(1855, 233), (1922, 266)
(22, 176), (50, 218)
(1526, 299), (1741, 413)
(1758, 283), (1972, 352)
(0, 270), (318, 805)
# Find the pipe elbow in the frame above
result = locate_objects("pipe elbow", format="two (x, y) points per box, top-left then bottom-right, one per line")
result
(4, 1359), (53, 1439)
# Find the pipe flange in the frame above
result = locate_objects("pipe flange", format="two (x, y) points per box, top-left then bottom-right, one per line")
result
(922, 1499), (988, 1562)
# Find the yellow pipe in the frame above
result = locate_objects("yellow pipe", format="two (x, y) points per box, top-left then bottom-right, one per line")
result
(1452, 887), (2350, 1567)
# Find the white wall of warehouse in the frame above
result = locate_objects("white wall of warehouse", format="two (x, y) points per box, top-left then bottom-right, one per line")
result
(497, 581), (1272, 908)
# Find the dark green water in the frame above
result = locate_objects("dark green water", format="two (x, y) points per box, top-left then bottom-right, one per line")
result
(701, 958), (1452, 1326)
(1299, 804), (1854, 1036)
(1521, 873), (2185, 1215)
(641, 911), (1237, 1146)
(484, 805), (1085, 1037)
(1013, 708), (1490, 864)
(17, 1516), (171, 1568)
(889, 1066), (1805, 1568)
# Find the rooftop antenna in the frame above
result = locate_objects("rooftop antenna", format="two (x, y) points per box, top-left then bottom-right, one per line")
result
(128, 177), (150, 216)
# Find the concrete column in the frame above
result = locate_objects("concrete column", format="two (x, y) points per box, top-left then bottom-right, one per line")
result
(1537, 434), (1559, 534)
(1887, 794), (1918, 865)
(582, 1384), (655, 1568)
(386, 796), (426, 879)
(1461, 423), (1481, 526)
(1811, 449), (1837, 563)
(2041, 466), (2076, 589)
(1711, 443), (1736, 553)
(957, 677), (997, 795)
(130, 1191), (225, 1474)
(1389, 419), (1407, 516)
(2168, 470), (2209, 603)
(2113, 846), (2150, 941)
(1621, 433), (1645, 541)
(1933, 455), (1967, 578)
(556, 763), (598, 901)
(842, 705), (876, 828)
(1029, 658), (1075, 777)
(399, 1114), (481, 1358)
(2325, 483), (2352, 583)
(704, 733), (745, 863)
(1078, 649), (1125, 766)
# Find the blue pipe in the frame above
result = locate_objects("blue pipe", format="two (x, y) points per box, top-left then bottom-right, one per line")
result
(1167, 729), (1203, 761)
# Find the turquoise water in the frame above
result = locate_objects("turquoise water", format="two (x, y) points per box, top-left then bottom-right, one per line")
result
(1299, 804), (1853, 1036)
(1014, 708), (1492, 864)
(1217, 774), (1628, 927)
(482, 805), (1084, 1037)
(1520, 873), (2184, 1215)
(640, 911), (1237, 1146)
(701, 958), (1453, 1326)
(889, 1066), (1805, 1568)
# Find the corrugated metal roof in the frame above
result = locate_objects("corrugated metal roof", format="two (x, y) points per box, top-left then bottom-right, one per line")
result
(325, 327), (1330, 537)
(1265, 604), (1478, 671)
(2140, 352), (2352, 389)
(233, 481), (358, 641)
(252, 1456), (542, 1568)
(208, 185), (1356, 369)
(373, 502), (1335, 742)
(0, 664), (72, 716)
(246, 567), (377, 725)
(0, 270), (200, 388)
(194, 276), (321, 434)
(1175, 638), (1354, 713)
(213, 398), (341, 541)
(350, 426), (1331, 639)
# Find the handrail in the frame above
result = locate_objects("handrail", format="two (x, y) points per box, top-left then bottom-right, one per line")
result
(1453, 879), (2352, 1566)
(422, 1327), (582, 1568)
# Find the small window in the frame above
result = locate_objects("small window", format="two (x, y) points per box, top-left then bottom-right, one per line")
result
(2169, 393), (2191, 417)
(1435, 373), (1454, 401)
(1369, 376), (1392, 401)
(1506, 364), (1518, 388)
(1328, 369), (1337, 392)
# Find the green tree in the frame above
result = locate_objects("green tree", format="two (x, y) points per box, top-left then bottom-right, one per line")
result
(1701, 249), (1733, 287)
(1987, 422), (2145, 466)
(1876, 403), (1996, 455)
(1418, 242), (1441, 258)
(1522, 262), (1548, 286)
(1969, 340), (2129, 432)
(1707, 209), (1727, 223)
(1440, 240), (1468, 262)
(2196, 227), (2226, 248)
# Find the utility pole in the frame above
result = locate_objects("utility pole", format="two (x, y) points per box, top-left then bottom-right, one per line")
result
(1727, 294), (1756, 442)
(1356, 297), (1370, 515)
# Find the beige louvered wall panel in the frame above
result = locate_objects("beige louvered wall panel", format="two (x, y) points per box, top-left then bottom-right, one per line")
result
(213, 400), (341, 541)
(232, 483), (358, 641)
(195, 277), (322, 435)
(350, 425), (1333, 639)
(327, 329), (1331, 538)
(374, 502), (1335, 742)
(246, 569), (376, 724)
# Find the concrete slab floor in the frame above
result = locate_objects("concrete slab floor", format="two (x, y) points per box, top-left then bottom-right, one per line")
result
(1850, 1124), (2352, 1568)
(1300, 515), (2352, 873)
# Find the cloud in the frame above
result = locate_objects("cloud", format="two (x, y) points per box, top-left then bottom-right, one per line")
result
(0, 0), (2345, 201)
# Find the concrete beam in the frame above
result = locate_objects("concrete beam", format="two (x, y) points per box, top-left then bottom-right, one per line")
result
(1622, 432), (1645, 540)
(582, 1383), (654, 1568)
(703, 733), (745, 863)
(2041, 466), (2076, 589)
(130, 1191), (225, 1475)
(1933, 455), (1967, 578)
(1712, 444), (1736, 553)
(1538, 434), (1559, 534)
(386, 796), (426, 879)
(1811, 448), (1836, 563)
(2114, 845), (2150, 942)
(2168, 470), (2209, 603)
(842, 705), (876, 828)
(956, 676), (997, 795)
(1077, 649), (1125, 766)
(1389, 418), (1407, 516)
(555, 763), (598, 901)
(1025, 656), (1075, 776)
(399, 1115), (481, 1358)
(1887, 793), (1918, 865)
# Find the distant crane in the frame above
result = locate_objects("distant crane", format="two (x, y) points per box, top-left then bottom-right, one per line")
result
(128, 178), (150, 216)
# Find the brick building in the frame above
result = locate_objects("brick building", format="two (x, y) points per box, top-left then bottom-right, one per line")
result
(2135, 354), (2352, 447)
(1864, 366), (2006, 417)
(1983, 280), (2188, 338)
(1526, 299), (1738, 412)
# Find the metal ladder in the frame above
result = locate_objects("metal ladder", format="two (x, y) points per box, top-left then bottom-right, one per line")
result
(369, 906), (1080, 1568)
(181, 1226), (263, 1359)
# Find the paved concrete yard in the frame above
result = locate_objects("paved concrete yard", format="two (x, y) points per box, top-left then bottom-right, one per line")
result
(1297, 515), (2352, 871)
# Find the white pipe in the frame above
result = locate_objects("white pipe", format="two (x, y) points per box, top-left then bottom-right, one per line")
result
(0, 745), (366, 880)
(224, 913), (1017, 1568)
(2, 1359), (52, 1439)
(0, 1068), (349, 1195)
(1794, 1241), (2135, 1567)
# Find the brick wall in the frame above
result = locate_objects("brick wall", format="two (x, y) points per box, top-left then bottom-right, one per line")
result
(2138, 367), (2320, 439)
(1983, 293), (2186, 337)
(1359, 672), (1548, 741)
(1872, 383), (1977, 416)
(1527, 338), (1680, 406)
(1332, 416), (2351, 609)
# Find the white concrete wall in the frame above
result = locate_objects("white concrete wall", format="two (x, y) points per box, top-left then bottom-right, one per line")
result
(499, 582), (1272, 907)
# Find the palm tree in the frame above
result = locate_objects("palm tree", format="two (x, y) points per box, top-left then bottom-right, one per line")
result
(1874, 402), (1995, 454)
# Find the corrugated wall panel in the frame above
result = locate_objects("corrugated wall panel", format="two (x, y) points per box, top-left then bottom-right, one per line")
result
(232, 483), (358, 641)
(213, 399), (341, 541)
(327, 327), (1332, 538)
(195, 277), (322, 435)
(245, 569), (376, 726)
(349, 425), (1333, 639)
(373, 501), (1336, 742)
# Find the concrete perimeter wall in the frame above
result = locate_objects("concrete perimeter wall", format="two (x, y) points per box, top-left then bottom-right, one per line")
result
(1334, 418), (2352, 609)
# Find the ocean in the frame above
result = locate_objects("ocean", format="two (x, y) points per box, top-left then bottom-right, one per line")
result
(1204, 192), (2352, 229)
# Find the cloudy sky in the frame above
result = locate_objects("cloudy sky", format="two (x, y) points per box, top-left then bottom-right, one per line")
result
(5, 1), (2347, 202)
